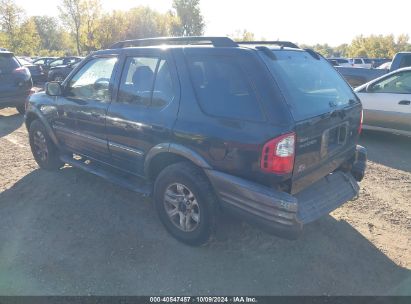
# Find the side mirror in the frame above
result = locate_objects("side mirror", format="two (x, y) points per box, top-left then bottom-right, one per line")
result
(365, 83), (374, 93)
(46, 82), (62, 96)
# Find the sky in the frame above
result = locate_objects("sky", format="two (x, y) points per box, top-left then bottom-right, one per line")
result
(14, 0), (411, 46)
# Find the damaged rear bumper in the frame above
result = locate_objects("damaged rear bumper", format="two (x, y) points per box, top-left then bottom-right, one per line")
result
(205, 146), (366, 239)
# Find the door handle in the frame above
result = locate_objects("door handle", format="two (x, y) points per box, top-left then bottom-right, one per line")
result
(398, 100), (411, 105)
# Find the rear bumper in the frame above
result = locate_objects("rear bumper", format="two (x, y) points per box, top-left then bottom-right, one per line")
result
(206, 147), (366, 239)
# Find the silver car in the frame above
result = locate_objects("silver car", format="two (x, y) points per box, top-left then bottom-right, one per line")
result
(355, 67), (411, 136)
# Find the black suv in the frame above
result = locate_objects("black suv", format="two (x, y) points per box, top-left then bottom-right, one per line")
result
(25, 37), (366, 245)
(0, 51), (33, 114)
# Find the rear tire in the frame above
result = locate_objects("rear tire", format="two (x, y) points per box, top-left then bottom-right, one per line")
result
(16, 105), (25, 115)
(29, 120), (64, 170)
(153, 162), (217, 246)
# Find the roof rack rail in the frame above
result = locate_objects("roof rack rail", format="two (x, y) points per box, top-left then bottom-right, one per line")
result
(237, 41), (299, 49)
(109, 36), (238, 49)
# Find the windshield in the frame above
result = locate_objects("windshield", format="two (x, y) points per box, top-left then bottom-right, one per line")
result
(261, 50), (357, 121)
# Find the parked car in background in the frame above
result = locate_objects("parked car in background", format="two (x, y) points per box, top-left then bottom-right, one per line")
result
(0, 51), (32, 114)
(25, 37), (366, 245)
(17, 56), (33, 63)
(377, 62), (392, 70)
(17, 57), (46, 84)
(38, 56), (82, 75)
(328, 59), (339, 66)
(372, 58), (391, 68)
(355, 67), (411, 136)
(47, 61), (80, 81)
(0, 48), (8, 51)
(32, 57), (58, 69)
(350, 58), (373, 68)
(328, 58), (353, 67)
(337, 52), (411, 87)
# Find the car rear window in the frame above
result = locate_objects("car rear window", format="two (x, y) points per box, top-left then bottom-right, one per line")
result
(187, 55), (264, 121)
(261, 50), (357, 121)
(363, 58), (372, 63)
(0, 54), (20, 73)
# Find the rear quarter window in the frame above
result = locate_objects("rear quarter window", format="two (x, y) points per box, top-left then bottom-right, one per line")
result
(187, 55), (264, 122)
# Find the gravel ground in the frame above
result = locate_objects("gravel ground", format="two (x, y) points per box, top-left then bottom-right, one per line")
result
(0, 107), (410, 295)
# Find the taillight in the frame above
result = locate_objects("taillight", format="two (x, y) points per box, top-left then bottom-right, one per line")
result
(358, 110), (363, 134)
(260, 132), (296, 174)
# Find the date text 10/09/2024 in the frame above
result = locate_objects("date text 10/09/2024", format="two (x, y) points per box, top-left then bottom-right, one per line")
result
(149, 297), (258, 303)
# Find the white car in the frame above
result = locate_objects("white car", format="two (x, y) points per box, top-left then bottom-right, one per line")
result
(328, 58), (353, 67)
(351, 58), (373, 68)
(355, 67), (411, 136)
(377, 62), (392, 70)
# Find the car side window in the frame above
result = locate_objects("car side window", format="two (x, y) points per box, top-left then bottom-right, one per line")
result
(370, 71), (411, 94)
(187, 55), (263, 121)
(50, 59), (63, 67)
(65, 57), (118, 102)
(152, 60), (175, 107)
(118, 57), (158, 106)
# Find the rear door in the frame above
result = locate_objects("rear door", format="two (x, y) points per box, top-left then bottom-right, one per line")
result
(53, 55), (119, 162)
(106, 49), (180, 175)
(0, 53), (20, 98)
(357, 70), (411, 132)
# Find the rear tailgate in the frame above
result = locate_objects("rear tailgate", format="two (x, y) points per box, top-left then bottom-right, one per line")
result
(291, 104), (361, 194)
(258, 48), (362, 194)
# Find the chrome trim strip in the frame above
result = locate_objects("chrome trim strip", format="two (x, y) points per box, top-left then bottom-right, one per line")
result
(108, 142), (145, 157)
(53, 125), (107, 146)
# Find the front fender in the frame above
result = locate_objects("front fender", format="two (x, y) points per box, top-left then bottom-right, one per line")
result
(25, 104), (60, 146)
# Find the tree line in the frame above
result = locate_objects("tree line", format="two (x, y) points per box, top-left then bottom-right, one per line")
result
(301, 34), (411, 59)
(1, 0), (411, 59)
(0, 0), (204, 56)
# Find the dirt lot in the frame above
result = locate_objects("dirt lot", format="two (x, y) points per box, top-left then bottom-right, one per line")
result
(0, 107), (410, 295)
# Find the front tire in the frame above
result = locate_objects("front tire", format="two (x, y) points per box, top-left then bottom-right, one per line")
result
(29, 120), (64, 170)
(153, 162), (217, 246)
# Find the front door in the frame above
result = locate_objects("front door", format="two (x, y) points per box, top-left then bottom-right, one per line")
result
(359, 70), (411, 132)
(53, 56), (119, 162)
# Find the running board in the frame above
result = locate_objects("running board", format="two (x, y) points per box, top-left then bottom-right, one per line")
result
(60, 155), (152, 197)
